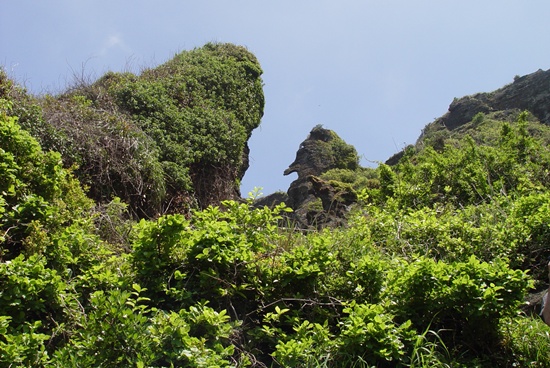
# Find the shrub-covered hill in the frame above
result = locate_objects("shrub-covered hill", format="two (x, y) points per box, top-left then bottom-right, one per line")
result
(2, 58), (550, 366)
(387, 68), (550, 165)
(1, 42), (264, 218)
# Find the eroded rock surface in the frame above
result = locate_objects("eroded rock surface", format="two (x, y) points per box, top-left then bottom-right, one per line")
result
(257, 125), (359, 228)
(432, 69), (550, 131)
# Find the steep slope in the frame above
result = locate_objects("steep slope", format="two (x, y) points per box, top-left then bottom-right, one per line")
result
(419, 68), (550, 148)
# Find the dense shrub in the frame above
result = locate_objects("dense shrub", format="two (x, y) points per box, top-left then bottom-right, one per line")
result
(0, 254), (67, 331)
(385, 256), (530, 351)
(40, 94), (166, 218)
(0, 99), (93, 261)
(127, 198), (533, 366)
(320, 167), (380, 192)
(53, 287), (236, 367)
(100, 42), (265, 209)
(3, 60), (550, 366)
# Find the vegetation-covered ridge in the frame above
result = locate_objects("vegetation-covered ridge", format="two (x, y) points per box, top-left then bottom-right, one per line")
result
(2, 53), (550, 366)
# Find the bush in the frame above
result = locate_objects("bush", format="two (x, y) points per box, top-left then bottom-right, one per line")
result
(337, 302), (414, 365)
(53, 286), (236, 367)
(0, 254), (77, 366)
(500, 316), (550, 367)
(373, 116), (550, 210)
(0, 99), (93, 261)
(131, 200), (291, 310)
(384, 256), (531, 351)
(39, 94), (166, 218)
(0, 254), (67, 330)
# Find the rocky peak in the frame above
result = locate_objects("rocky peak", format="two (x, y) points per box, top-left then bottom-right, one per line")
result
(257, 125), (359, 228)
(284, 125), (346, 179)
(436, 68), (550, 131)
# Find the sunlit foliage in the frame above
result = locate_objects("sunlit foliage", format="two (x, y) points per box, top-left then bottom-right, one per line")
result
(2, 61), (550, 366)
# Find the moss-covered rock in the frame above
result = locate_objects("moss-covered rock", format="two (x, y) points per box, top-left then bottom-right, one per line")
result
(280, 126), (361, 228)
(284, 125), (358, 179)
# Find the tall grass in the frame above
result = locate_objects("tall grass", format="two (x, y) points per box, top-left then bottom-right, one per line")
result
(501, 316), (550, 367)
(408, 326), (451, 368)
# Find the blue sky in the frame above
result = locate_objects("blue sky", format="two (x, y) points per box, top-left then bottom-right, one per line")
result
(2, 1), (550, 196)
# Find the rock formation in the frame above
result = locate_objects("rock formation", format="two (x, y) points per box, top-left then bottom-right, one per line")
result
(440, 69), (550, 130)
(386, 68), (550, 165)
(257, 125), (359, 228)
(261, 68), (550, 226)
(8, 43), (265, 218)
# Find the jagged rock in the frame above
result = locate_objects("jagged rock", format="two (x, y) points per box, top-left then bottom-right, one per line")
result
(284, 126), (344, 179)
(253, 191), (289, 209)
(278, 125), (359, 228)
(432, 68), (550, 131)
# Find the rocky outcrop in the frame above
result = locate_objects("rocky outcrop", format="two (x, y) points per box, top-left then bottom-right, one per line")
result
(431, 68), (550, 131)
(284, 126), (342, 179)
(384, 68), (550, 166)
(257, 125), (360, 228)
(261, 69), (550, 224)
(30, 43), (265, 217)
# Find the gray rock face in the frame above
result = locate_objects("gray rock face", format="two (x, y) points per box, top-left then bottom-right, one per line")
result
(284, 127), (339, 209)
(284, 126), (340, 179)
(438, 69), (550, 130)
(282, 126), (359, 228)
(254, 126), (360, 228)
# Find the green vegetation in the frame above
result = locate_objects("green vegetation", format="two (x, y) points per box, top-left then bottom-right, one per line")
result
(2, 47), (550, 366)
(1, 42), (264, 217)
(99, 43), (264, 210)
(305, 124), (360, 173)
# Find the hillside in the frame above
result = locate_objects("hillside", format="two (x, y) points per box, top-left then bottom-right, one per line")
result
(387, 68), (550, 164)
(2, 51), (550, 367)
(272, 69), (550, 231)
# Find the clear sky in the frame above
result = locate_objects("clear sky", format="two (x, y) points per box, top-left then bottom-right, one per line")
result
(2, 1), (550, 197)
